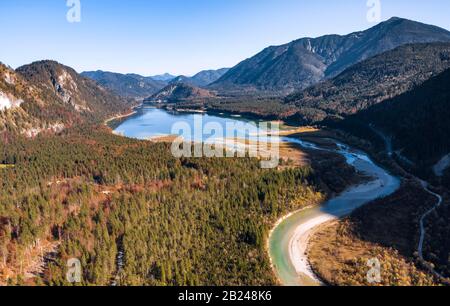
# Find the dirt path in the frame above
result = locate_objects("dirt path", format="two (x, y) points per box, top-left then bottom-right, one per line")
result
(371, 126), (446, 282)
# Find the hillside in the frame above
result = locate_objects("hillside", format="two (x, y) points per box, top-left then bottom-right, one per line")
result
(81, 70), (166, 99)
(211, 17), (450, 94)
(190, 68), (230, 87)
(285, 43), (450, 123)
(346, 67), (450, 168)
(0, 126), (323, 286)
(145, 83), (216, 103)
(169, 75), (195, 86)
(0, 61), (129, 139)
(320, 67), (450, 279)
(170, 68), (230, 87)
(0, 63), (48, 138)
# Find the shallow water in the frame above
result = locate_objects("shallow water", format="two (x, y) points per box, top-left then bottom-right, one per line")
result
(269, 138), (401, 286)
(114, 106), (270, 142)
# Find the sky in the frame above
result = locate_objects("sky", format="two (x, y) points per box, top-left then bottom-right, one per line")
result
(1, 0), (450, 76)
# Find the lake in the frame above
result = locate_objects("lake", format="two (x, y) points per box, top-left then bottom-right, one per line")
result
(113, 106), (274, 142)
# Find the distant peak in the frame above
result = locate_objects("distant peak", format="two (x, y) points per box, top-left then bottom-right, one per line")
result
(387, 16), (404, 22)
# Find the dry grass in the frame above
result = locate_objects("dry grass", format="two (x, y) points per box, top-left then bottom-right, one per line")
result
(308, 182), (440, 286)
(309, 221), (437, 286)
(278, 142), (309, 168)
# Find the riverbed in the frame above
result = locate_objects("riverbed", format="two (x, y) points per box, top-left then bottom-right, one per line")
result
(269, 138), (401, 285)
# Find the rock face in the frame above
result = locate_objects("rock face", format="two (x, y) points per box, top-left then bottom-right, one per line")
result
(211, 17), (450, 94)
(0, 91), (23, 111)
(145, 83), (216, 103)
(0, 62), (48, 136)
(81, 70), (166, 99)
(285, 43), (450, 123)
(0, 61), (129, 137)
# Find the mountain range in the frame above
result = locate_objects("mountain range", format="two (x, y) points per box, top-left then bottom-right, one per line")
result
(80, 71), (166, 99)
(82, 68), (229, 100)
(3, 17), (450, 148)
(211, 17), (450, 94)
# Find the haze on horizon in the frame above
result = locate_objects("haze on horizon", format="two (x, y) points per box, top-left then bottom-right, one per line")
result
(1, 0), (450, 76)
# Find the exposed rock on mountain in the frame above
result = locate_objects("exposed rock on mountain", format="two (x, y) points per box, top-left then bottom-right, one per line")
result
(211, 17), (450, 94)
(169, 75), (195, 86)
(0, 61), (129, 138)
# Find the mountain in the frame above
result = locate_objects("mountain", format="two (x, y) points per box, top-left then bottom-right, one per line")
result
(81, 68), (229, 100)
(169, 75), (195, 86)
(285, 43), (450, 123)
(190, 68), (230, 87)
(211, 17), (450, 94)
(0, 60), (128, 138)
(0, 62), (47, 137)
(170, 68), (230, 87)
(144, 83), (216, 103)
(81, 70), (166, 99)
(150, 73), (176, 82)
(346, 67), (450, 168)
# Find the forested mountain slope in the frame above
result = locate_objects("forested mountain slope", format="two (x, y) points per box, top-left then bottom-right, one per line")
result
(81, 70), (166, 99)
(0, 127), (323, 285)
(286, 43), (450, 123)
(0, 61), (129, 139)
(145, 83), (216, 103)
(346, 67), (450, 168)
(169, 68), (230, 87)
(16, 61), (129, 118)
(0, 62), (47, 138)
(189, 68), (230, 87)
(329, 69), (450, 281)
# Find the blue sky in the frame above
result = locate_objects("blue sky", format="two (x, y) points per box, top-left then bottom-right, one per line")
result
(1, 0), (450, 76)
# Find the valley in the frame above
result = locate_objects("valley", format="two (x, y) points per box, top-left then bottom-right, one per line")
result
(1, 13), (450, 288)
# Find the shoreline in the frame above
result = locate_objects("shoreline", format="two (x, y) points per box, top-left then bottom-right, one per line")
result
(266, 204), (316, 285)
(104, 111), (137, 126)
(104, 105), (141, 127)
(268, 140), (401, 286)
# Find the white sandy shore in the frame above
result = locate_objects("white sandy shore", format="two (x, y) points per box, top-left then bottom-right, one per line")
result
(296, 164), (395, 284)
(288, 214), (337, 285)
(269, 140), (400, 286)
(104, 110), (137, 126)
